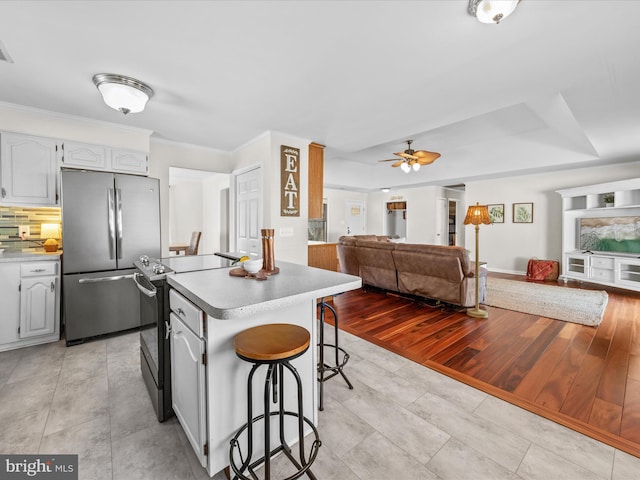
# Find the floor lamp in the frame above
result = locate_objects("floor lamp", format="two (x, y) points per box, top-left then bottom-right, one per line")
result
(464, 203), (491, 319)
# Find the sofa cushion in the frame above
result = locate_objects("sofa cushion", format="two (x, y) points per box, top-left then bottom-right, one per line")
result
(355, 240), (397, 291)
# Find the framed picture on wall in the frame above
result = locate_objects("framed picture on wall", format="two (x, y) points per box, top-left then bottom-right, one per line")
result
(487, 204), (504, 223)
(513, 202), (534, 223)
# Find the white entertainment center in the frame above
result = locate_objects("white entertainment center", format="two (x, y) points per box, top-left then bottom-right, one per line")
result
(557, 178), (640, 292)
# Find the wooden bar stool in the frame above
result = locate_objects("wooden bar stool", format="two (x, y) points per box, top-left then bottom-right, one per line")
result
(317, 297), (353, 411)
(229, 324), (321, 480)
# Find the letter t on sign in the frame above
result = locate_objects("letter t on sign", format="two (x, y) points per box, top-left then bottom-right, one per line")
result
(280, 145), (301, 217)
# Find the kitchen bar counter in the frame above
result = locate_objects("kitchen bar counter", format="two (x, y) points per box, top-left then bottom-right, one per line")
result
(167, 260), (360, 319)
(165, 261), (361, 476)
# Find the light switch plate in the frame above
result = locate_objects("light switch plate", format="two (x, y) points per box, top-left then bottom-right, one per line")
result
(19, 225), (30, 238)
(279, 227), (294, 237)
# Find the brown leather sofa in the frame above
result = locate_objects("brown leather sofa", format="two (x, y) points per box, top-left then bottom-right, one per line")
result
(337, 235), (486, 307)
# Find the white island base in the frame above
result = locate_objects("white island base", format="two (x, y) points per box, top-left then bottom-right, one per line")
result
(166, 261), (361, 477)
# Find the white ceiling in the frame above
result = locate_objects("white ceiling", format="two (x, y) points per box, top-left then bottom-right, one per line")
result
(1, 1), (639, 191)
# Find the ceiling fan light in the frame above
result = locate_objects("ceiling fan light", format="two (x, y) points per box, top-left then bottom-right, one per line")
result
(412, 162), (421, 172)
(400, 162), (411, 173)
(93, 73), (153, 114)
(469, 0), (520, 24)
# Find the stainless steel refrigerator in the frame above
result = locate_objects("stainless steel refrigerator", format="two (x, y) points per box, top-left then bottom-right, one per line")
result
(61, 170), (160, 345)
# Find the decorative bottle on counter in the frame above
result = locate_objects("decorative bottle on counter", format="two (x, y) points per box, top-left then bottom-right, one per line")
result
(261, 228), (279, 275)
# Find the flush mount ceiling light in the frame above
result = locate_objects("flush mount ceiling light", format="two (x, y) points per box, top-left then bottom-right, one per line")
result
(468, 0), (520, 24)
(92, 73), (154, 115)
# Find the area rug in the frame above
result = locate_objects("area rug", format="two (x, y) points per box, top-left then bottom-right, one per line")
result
(484, 277), (608, 326)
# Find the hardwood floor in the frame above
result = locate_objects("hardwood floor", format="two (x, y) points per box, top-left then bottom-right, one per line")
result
(327, 273), (640, 459)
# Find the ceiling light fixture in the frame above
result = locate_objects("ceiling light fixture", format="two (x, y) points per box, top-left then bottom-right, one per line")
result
(400, 162), (411, 173)
(381, 188), (390, 193)
(412, 163), (421, 172)
(468, 0), (520, 24)
(92, 73), (154, 115)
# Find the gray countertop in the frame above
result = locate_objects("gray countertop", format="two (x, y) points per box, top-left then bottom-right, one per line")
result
(0, 252), (62, 263)
(166, 260), (362, 320)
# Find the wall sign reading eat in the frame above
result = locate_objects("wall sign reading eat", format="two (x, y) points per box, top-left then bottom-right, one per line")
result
(281, 145), (300, 217)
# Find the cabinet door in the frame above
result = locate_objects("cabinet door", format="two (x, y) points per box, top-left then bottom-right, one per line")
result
(20, 275), (57, 338)
(170, 312), (207, 467)
(0, 263), (21, 346)
(1, 133), (58, 205)
(62, 141), (108, 170)
(110, 149), (148, 174)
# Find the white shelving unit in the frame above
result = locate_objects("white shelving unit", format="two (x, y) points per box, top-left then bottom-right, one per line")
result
(557, 178), (640, 291)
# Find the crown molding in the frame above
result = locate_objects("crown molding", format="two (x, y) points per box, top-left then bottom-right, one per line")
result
(0, 100), (154, 136)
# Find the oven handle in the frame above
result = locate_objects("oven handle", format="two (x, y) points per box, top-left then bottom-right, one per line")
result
(132, 272), (157, 297)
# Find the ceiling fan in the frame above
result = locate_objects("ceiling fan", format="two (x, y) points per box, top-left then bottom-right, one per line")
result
(378, 140), (441, 172)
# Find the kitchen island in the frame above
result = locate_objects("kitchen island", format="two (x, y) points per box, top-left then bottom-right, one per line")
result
(166, 261), (361, 477)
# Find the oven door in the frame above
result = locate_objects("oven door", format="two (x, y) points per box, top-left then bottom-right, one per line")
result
(134, 273), (161, 386)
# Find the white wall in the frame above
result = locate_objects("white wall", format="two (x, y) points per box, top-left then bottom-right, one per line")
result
(464, 160), (640, 273)
(169, 180), (203, 246)
(323, 188), (368, 242)
(149, 140), (233, 256)
(232, 131), (311, 265)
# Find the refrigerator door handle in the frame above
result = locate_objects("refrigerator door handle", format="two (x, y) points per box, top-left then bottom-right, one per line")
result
(115, 188), (123, 259)
(78, 274), (134, 284)
(108, 188), (116, 260)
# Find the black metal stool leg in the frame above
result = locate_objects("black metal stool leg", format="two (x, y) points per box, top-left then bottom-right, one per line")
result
(317, 297), (353, 412)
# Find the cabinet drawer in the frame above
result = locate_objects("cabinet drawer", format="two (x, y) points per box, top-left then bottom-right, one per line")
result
(20, 262), (58, 277)
(591, 268), (614, 282)
(591, 256), (615, 269)
(169, 289), (203, 337)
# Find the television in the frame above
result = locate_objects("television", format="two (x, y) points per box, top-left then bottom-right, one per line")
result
(579, 216), (640, 254)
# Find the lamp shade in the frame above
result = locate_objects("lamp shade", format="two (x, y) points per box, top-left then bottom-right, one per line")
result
(469, 0), (520, 24)
(40, 223), (60, 239)
(464, 203), (491, 226)
(400, 162), (411, 173)
(93, 73), (154, 115)
(412, 162), (421, 172)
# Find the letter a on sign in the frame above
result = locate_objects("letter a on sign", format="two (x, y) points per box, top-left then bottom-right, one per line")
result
(281, 145), (300, 217)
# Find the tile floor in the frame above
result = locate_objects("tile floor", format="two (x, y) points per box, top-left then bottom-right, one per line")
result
(1, 329), (639, 480)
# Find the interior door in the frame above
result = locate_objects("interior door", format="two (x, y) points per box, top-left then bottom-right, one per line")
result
(345, 200), (365, 236)
(235, 167), (261, 256)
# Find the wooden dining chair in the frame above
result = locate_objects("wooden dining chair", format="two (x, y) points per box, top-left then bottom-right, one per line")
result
(186, 231), (201, 255)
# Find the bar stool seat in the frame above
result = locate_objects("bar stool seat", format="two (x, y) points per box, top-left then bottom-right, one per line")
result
(229, 323), (321, 480)
(234, 324), (310, 363)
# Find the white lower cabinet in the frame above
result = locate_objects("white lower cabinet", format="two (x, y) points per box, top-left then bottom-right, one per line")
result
(170, 294), (208, 468)
(615, 258), (640, 289)
(0, 263), (21, 346)
(0, 259), (60, 351)
(563, 252), (640, 292)
(20, 275), (57, 338)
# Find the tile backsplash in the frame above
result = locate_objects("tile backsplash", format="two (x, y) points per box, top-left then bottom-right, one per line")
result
(0, 206), (62, 253)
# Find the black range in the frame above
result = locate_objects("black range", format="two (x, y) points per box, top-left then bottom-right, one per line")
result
(133, 253), (239, 421)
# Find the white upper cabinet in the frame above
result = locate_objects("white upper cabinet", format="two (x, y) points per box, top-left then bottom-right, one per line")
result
(0, 132), (59, 206)
(61, 141), (108, 170)
(61, 140), (148, 175)
(110, 148), (148, 174)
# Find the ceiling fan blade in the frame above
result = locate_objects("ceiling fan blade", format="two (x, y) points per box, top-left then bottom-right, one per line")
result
(377, 158), (400, 162)
(414, 151), (441, 164)
(391, 160), (404, 167)
(394, 151), (419, 160)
